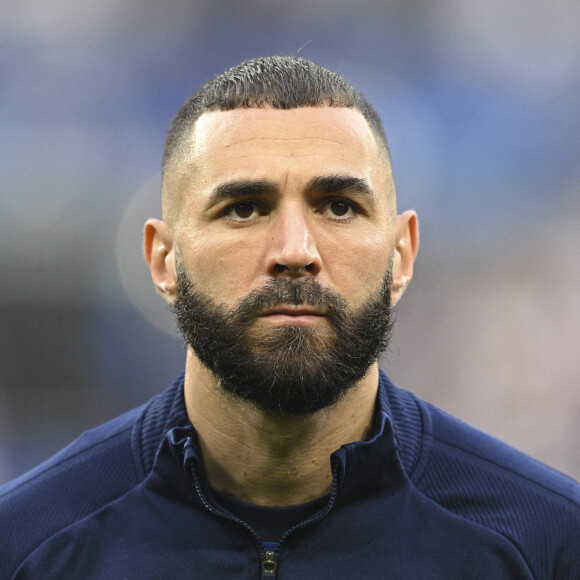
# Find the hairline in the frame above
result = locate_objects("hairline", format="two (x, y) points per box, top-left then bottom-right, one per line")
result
(163, 101), (390, 175)
(161, 104), (393, 225)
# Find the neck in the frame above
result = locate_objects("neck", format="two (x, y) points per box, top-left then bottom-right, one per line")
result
(183, 353), (379, 506)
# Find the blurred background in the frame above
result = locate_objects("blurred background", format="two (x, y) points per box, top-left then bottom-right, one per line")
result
(1, 0), (579, 484)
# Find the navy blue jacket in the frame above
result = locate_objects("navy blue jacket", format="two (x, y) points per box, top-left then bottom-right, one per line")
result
(1, 371), (579, 579)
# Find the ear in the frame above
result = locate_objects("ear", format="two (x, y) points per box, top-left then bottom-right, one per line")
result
(143, 218), (177, 304)
(390, 210), (419, 306)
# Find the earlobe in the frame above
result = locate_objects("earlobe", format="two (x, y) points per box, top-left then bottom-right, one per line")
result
(143, 218), (177, 303)
(390, 210), (419, 306)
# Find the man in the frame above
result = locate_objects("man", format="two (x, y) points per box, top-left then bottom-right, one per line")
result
(0, 56), (578, 579)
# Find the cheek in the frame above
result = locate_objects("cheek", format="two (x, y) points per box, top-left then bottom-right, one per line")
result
(325, 233), (392, 303)
(178, 230), (263, 301)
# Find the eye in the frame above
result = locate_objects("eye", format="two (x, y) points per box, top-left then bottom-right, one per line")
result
(329, 200), (351, 217)
(226, 201), (259, 220)
(319, 199), (358, 220)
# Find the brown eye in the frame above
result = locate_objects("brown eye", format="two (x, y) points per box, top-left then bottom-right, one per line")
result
(329, 200), (351, 217)
(233, 202), (255, 219)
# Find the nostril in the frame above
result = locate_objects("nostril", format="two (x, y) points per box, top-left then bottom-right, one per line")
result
(272, 262), (317, 276)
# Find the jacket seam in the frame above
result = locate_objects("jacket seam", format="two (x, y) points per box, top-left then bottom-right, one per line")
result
(407, 395), (433, 486)
(431, 436), (580, 510)
(0, 425), (134, 501)
(414, 486), (536, 578)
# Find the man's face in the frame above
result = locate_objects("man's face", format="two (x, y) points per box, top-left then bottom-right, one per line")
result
(169, 107), (398, 413)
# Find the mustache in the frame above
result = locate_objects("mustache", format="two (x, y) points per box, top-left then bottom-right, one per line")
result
(238, 278), (343, 309)
(230, 278), (349, 324)
(176, 270), (349, 325)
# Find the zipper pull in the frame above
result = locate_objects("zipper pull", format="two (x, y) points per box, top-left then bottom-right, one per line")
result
(260, 550), (280, 579)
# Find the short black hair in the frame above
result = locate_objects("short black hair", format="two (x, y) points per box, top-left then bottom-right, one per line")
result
(163, 55), (390, 175)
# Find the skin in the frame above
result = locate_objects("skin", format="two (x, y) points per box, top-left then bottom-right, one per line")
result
(144, 106), (419, 506)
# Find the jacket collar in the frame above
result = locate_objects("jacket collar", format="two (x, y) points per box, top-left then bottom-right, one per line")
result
(136, 369), (419, 503)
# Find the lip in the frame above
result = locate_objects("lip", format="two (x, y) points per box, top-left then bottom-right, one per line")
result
(261, 305), (325, 316)
(259, 305), (326, 326)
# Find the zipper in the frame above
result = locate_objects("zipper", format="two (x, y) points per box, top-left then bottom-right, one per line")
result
(275, 457), (340, 547)
(260, 542), (280, 578)
(259, 458), (341, 578)
(186, 455), (341, 579)
(187, 459), (281, 577)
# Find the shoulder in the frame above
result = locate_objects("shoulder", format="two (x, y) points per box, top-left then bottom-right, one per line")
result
(387, 378), (580, 578)
(0, 403), (145, 578)
(0, 373), (187, 579)
(418, 396), (579, 510)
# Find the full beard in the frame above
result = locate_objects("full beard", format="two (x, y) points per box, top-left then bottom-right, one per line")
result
(172, 262), (393, 415)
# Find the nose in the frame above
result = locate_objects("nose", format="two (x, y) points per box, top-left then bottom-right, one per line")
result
(265, 205), (322, 277)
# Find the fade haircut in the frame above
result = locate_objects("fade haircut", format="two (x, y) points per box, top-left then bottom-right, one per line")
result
(162, 55), (391, 179)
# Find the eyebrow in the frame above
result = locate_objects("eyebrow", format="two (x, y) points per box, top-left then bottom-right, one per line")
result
(206, 174), (375, 207)
(206, 179), (277, 207)
(306, 175), (375, 199)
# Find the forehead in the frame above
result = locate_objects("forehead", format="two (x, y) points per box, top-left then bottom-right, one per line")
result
(191, 107), (386, 179)
(163, 107), (393, 221)
(194, 106), (376, 145)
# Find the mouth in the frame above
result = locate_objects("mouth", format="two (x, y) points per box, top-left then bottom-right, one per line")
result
(259, 305), (326, 326)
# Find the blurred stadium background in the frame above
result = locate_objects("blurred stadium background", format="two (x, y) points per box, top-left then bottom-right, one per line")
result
(1, 0), (579, 483)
